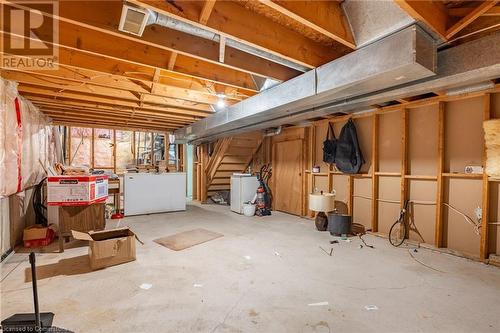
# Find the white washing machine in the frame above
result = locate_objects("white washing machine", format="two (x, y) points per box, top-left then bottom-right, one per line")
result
(230, 174), (260, 214)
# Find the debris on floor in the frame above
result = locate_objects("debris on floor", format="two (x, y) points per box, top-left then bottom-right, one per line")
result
(308, 302), (329, 307)
(364, 305), (378, 311)
(319, 246), (333, 256)
(154, 228), (223, 251)
(193, 284), (203, 288)
(139, 283), (152, 290)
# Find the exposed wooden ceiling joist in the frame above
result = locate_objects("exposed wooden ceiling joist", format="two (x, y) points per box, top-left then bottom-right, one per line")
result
(27, 96), (201, 122)
(2, 70), (218, 112)
(2, 68), (233, 108)
(5, 1), (298, 82)
(40, 108), (188, 126)
(199, 0), (218, 25)
(394, 0), (449, 39)
(16, 85), (210, 118)
(1, 34), (254, 102)
(2, 25), (258, 92)
(446, 1), (499, 39)
(257, 0), (355, 49)
(395, 0), (500, 41)
(130, 0), (351, 68)
(43, 111), (178, 127)
(448, 6), (500, 17)
(51, 120), (169, 133)
(49, 116), (175, 132)
(32, 103), (194, 124)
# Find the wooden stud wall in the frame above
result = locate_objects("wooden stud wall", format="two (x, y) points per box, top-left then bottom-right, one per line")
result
(67, 126), (169, 173)
(304, 89), (500, 262)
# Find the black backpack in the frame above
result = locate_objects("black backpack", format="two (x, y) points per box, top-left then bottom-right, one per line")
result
(335, 119), (364, 174)
(322, 123), (337, 164)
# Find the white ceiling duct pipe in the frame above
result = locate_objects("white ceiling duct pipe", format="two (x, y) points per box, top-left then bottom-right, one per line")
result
(125, 5), (310, 73)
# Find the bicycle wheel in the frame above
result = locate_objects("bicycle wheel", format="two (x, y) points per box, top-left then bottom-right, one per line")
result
(389, 220), (406, 247)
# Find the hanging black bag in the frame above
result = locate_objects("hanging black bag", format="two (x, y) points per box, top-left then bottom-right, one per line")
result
(335, 119), (364, 174)
(322, 123), (337, 164)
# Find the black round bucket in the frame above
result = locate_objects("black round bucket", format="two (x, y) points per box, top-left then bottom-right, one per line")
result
(327, 213), (352, 235)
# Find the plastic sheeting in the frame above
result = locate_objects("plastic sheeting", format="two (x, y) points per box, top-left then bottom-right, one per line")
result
(0, 78), (57, 198)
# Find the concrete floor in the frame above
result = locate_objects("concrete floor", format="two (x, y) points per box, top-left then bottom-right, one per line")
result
(1, 203), (500, 332)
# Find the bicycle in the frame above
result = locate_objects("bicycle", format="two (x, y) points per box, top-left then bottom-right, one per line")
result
(389, 200), (410, 247)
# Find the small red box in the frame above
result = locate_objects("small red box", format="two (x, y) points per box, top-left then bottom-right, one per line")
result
(23, 228), (55, 248)
(47, 175), (108, 206)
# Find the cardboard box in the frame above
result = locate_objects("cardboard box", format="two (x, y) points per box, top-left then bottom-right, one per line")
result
(72, 227), (137, 270)
(23, 224), (57, 241)
(47, 175), (108, 206)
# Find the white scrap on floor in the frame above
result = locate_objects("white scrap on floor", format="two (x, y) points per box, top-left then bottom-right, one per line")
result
(193, 284), (203, 288)
(308, 302), (329, 306)
(243, 255), (252, 260)
(365, 305), (378, 311)
(139, 283), (152, 290)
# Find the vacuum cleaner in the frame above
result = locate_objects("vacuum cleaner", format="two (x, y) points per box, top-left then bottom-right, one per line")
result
(255, 164), (272, 216)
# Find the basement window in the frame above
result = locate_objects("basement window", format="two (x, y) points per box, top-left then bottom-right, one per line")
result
(70, 127), (92, 167)
(116, 130), (134, 174)
(94, 128), (114, 168)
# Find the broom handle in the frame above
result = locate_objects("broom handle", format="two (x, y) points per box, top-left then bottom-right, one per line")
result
(29, 252), (41, 330)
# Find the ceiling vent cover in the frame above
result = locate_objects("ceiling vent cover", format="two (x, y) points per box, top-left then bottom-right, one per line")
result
(119, 4), (149, 36)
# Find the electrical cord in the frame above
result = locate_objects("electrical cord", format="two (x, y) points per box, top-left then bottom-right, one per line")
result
(32, 177), (48, 227)
(351, 195), (480, 234)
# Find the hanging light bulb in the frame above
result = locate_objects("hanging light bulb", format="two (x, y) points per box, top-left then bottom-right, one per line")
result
(216, 94), (226, 109)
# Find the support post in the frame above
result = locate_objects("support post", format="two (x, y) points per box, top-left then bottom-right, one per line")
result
(371, 113), (379, 232)
(480, 94), (491, 260)
(435, 102), (445, 247)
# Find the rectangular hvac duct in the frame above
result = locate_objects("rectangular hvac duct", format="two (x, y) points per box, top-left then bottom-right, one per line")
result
(314, 25), (435, 104)
(175, 25), (436, 143)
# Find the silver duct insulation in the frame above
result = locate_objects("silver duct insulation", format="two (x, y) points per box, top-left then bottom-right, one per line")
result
(175, 25), (437, 143)
(176, 28), (500, 144)
(146, 9), (309, 73)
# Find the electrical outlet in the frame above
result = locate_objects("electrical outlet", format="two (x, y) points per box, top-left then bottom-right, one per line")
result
(474, 207), (482, 221)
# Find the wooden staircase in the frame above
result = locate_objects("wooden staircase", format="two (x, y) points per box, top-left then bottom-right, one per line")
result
(204, 132), (263, 197)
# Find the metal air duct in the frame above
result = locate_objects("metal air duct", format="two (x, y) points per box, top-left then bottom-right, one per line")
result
(175, 25), (437, 143)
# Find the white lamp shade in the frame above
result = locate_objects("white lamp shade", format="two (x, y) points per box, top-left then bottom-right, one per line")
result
(309, 193), (335, 212)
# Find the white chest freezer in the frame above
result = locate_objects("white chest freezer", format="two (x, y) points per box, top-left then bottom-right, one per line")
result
(230, 174), (260, 214)
(123, 173), (186, 216)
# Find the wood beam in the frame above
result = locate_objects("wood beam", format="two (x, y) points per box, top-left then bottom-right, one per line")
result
(448, 6), (500, 17)
(35, 104), (192, 125)
(480, 94), (491, 260)
(2, 70), (216, 111)
(371, 113), (379, 232)
(25, 96), (201, 122)
(41, 109), (183, 128)
(1, 18), (258, 91)
(394, 0), (449, 40)
(5, 1), (297, 82)
(52, 120), (170, 133)
(167, 53), (177, 71)
(4, 67), (230, 106)
(435, 102), (445, 247)
(258, 0), (355, 49)
(446, 1), (499, 39)
(45, 113), (177, 130)
(16, 85), (210, 118)
(131, 0), (350, 68)
(200, 0), (217, 25)
(1, 31), (256, 99)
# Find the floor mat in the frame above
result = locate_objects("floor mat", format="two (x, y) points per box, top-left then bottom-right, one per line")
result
(154, 228), (223, 251)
